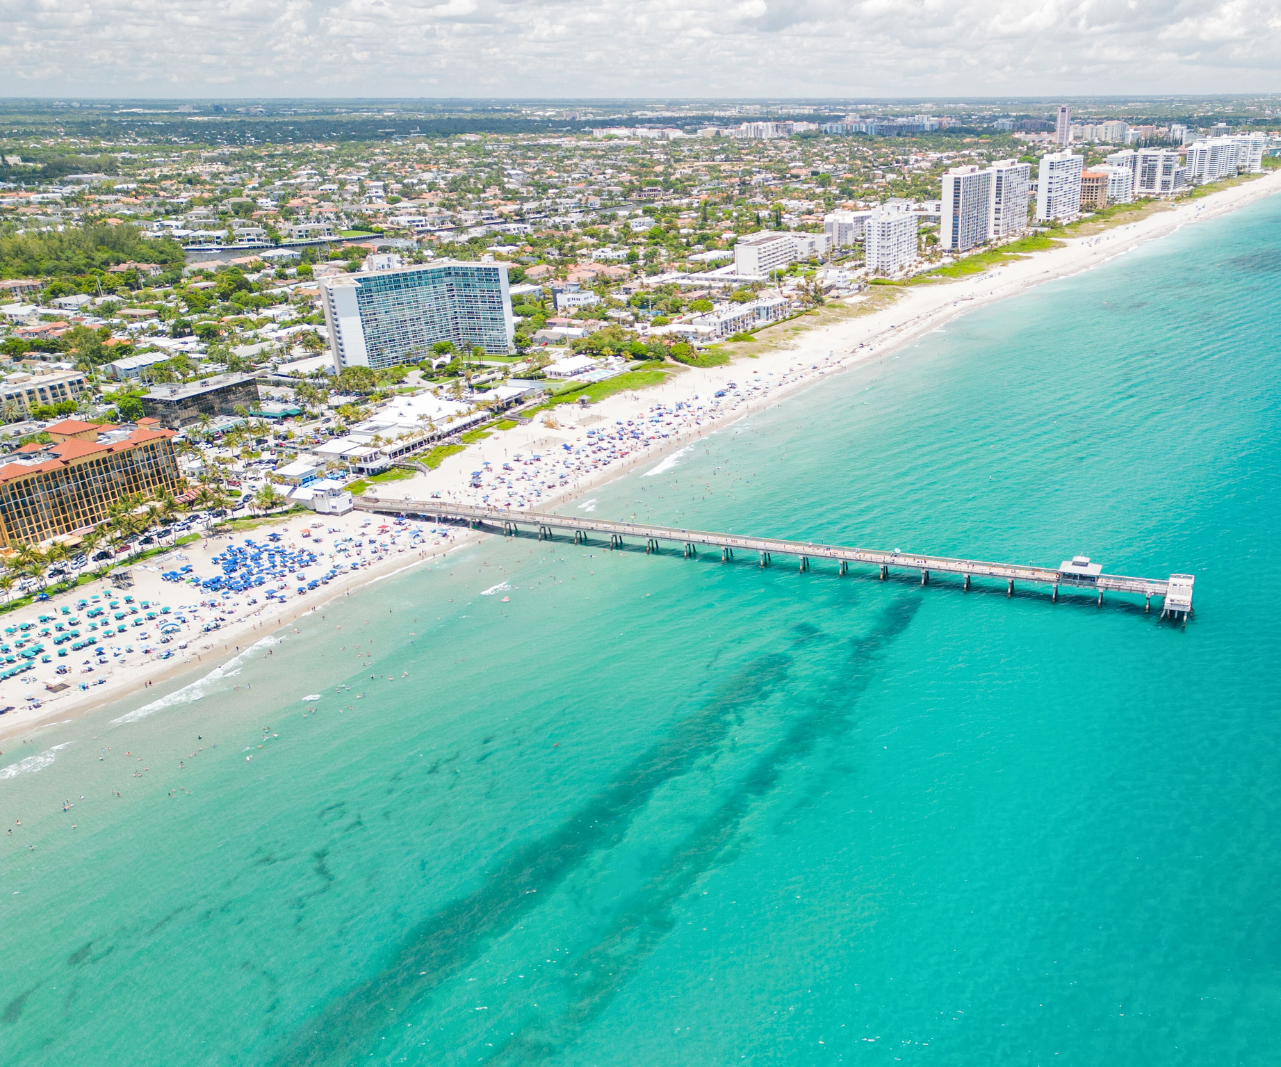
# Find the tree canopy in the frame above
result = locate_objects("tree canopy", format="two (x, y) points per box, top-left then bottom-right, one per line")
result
(0, 222), (184, 280)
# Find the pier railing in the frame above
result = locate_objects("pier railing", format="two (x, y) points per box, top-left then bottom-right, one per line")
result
(355, 498), (1194, 620)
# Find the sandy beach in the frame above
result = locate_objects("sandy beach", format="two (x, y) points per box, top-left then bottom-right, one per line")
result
(3, 169), (1277, 748)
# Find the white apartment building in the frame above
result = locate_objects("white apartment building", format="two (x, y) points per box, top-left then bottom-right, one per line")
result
(733, 231), (828, 277)
(1184, 138), (1237, 184)
(1056, 105), (1072, 145)
(691, 296), (789, 338)
(1104, 148), (1138, 179)
(1100, 164), (1135, 204)
(988, 159), (1031, 240)
(734, 232), (795, 277)
(1035, 151), (1084, 222)
(1184, 135), (1267, 184)
(823, 210), (874, 247)
(1135, 149), (1182, 196)
(1234, 134), (1267, 173)
(1098, 121), (1129, 144)
(863, 208), (918, 275)
(940, 166), (992, 252)
(0, 368), (86, 415)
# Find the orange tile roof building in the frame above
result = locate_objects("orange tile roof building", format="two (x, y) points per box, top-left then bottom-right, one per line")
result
(0, 418), (182, 547)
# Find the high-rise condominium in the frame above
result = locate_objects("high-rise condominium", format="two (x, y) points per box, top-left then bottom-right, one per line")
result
(1056, 105), (1072, 145)
(940, 166), (992, 252)
(863, 207), (918, 275)
(1035, 151), (1084, 222)
(321, 260), (515, 372)
(988, 160), (1031, 239)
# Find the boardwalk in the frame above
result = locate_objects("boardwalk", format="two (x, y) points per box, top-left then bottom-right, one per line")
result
(356, 498), (1196, 620)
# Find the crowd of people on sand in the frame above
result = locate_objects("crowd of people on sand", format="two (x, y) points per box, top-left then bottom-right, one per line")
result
(427, 360), (850, 511)
(0, 514), (462, 719)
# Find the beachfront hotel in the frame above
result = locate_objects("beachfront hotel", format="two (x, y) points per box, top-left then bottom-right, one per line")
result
(321, 260), (515, 372)
(0, 418), (181, 547)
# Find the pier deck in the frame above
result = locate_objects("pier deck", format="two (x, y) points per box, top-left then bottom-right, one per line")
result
(355, 498), (1194, 619)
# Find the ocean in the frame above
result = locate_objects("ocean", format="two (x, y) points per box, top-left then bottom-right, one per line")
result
(4, 193), (1281, 1066)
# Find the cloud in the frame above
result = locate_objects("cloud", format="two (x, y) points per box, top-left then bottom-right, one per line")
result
(1, 0), (1279, 96)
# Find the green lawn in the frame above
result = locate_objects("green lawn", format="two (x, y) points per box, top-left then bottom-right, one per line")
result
(1183, 172), (1264, 200)
(345, 467), (419, 495)
(912, 232), (1065, 281)
(459, 426), (492, 444)
(528, 363), (674, 413)
(420, 444), (466, 469)
(671, 347), (731, 368)
(213, 507), (307, 533)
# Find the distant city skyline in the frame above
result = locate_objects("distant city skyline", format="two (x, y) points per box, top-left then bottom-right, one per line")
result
(2, 0), (1280, 98)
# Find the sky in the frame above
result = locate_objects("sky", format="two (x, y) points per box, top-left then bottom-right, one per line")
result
(1, 0), (1279, 98)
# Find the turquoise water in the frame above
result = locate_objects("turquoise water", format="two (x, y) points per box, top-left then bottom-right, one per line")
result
(5, 195), (1281, 1066)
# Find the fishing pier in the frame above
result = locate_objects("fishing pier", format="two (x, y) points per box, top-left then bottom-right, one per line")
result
(356, 499), (1195, 620)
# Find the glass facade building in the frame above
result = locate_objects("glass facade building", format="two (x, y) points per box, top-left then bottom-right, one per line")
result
(322, 261), (515, 371)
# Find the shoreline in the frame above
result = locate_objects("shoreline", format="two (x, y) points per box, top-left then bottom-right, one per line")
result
(3, 169), (1278, 751)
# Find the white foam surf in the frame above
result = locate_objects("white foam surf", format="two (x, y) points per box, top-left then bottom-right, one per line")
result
(642, 445), (693, 478)
(0, 741), (73, 782)
(110, 633), (285, 725)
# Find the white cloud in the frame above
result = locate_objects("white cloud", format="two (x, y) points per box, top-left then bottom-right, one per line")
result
(0, 0), (1279, 96)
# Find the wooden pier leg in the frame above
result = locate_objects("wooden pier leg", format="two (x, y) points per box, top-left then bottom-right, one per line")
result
(1145, 594), (1151, 613)
(921, 570), (929, 586)
(1007, 578), (1014, 597)
(839, 560), (847, 577)
(721, 547), (728, 562)
(879, 565), (887, 580)
(1097, 589), (1103, 607)
(964, 574), (971, 591)
(1051, 584), (1057, 602)
(759, 551), (768, 568)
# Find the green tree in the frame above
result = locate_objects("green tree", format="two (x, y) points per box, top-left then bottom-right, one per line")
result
(336, 365), (378, 394)
(116, 396), (145, 422)
(253, 484), (284, 514)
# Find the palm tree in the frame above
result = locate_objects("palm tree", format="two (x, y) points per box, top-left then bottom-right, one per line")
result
(79, 526), (105, 572)
(0, 573), (14, 605)
(26, 552), (48, 592)
(254, 484), (284, 514)
(44, 542), (69, 588)
(13, 543), (41, 593)
(153, 490), (179, 539)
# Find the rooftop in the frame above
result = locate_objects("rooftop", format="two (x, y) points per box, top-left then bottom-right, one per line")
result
(143, 372), (257, 401)
(0, 421), (175, 484)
